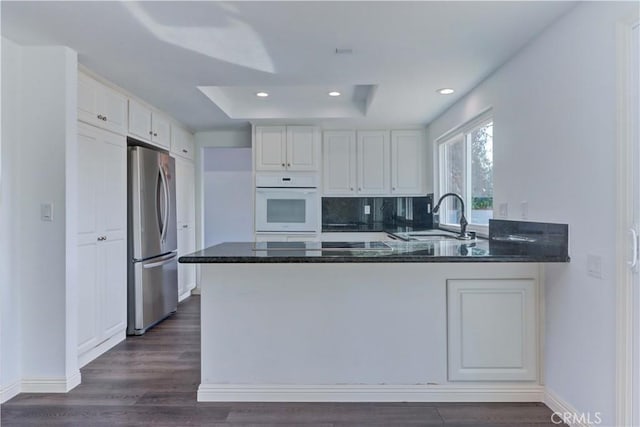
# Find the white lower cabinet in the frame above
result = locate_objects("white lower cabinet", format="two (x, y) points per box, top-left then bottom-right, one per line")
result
(77, 122), (127, 366)
(446, 278), (537, 381)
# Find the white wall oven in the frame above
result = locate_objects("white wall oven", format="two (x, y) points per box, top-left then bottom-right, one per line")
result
(255, 174), (319, 233)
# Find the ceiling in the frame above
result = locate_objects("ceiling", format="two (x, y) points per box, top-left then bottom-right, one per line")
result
(1, 1), (577, 132)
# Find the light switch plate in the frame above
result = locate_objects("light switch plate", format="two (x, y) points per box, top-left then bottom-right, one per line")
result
(40, 203), (53, 222)
(364, 205), (371, 215)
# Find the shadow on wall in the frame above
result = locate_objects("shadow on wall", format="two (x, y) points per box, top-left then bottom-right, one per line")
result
(203, 147), (253, 246)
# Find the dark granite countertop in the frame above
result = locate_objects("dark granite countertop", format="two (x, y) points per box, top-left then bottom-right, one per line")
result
(179, 237), (570, 264)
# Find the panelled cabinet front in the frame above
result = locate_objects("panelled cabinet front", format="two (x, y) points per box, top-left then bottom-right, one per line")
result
(255, 126), (319, 171)
(447, 278), (538, 382)
(77, 122), (127, 365)
(175, 156), (197, 300)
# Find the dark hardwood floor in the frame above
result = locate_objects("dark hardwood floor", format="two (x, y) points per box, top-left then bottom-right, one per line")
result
(2, 296), (564, 426)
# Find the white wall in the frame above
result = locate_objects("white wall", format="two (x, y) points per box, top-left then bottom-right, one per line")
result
(0, 40), (80, 400)
(203, 148), (253, 246)
(0, 37), (23, 401)
(426, 3), (639, 425)
(194, 128), (251, 248)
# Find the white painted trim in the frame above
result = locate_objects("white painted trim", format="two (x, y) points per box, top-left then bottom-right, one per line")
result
(178, 289), (192, 302)
(190, 287), (201, 295)
(198, 384), (544, 403)
(0, 380), (21, 403)
(21, 371), (81, 393)
(544, 388), (590, 427)
(78, 331), (125, 368)
(615, 15), (640, 427)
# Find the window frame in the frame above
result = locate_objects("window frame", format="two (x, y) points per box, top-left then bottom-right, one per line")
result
(435, 109), (493, 237)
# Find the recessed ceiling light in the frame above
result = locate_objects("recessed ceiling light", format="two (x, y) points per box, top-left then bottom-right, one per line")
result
(328, 91), (341, 97)
(437, 88), (455, 95)
(256, 91), (269, 97)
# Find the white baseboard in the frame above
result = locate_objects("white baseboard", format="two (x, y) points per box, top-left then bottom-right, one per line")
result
(78, 331), (125, 368)
(544, 388), (593, 427)
(198, 384), (545, 403)
(191, 286), (201, 295)
(21, 370), (81, 393)
(0, 380), (21, 403)
(178, 290), (191, 302)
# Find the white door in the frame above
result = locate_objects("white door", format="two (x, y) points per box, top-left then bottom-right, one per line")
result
(357, 130), (390, 194)
(323, 131), (356, 195)
(99, 85), (127, 136)
(152, 112), (171, 148)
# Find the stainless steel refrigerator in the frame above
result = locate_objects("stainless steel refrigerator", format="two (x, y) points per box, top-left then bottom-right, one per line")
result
(127, 144), (178, 335)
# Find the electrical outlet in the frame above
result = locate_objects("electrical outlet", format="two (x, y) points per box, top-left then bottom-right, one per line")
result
(587, 254), (603, 279)
(521, 201), (528, 220)
(364, 205), (371, 215)
(498, 202), (508, 218)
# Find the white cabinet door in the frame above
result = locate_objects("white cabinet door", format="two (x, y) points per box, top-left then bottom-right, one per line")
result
(128, 99), (152, 142)
(175, 157), (195, 226)
(100, 237), (127, 338)
(175, 155), (196, 300)
(323, 131), (356, 195)
(77, 123), (127, 363)
(447, 279), (537, 381)
(286, 126), (318, 171)
(171, 126), (195, 161)
(78, 73), (101, 129)
(78, 73), (127, 135)
(98, 86), (127, 136)
(391, 130), (424, 195)
(152, 112), (171, 149)
(357, 130), (390, 195)
(255, 126), (287, 171)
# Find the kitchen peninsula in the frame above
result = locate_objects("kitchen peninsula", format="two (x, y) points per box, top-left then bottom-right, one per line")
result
(180, 220), (569, 403)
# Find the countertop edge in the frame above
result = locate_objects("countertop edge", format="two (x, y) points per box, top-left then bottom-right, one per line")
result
(179, 255), (571, 264)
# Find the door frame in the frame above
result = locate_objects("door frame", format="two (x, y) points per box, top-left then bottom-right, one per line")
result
(615, 15), (640, 427)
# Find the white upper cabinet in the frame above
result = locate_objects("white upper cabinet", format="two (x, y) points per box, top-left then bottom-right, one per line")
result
(286, 126), (318, 171)
(171, 126), (195, 161)
(255, 126), (319, 171)
(357, 130), (390, 195)
(391, 130), (424, 195)
(128, 99), (171, 149)
(78, 73), (127, 135)
(322, 131), (356, 195)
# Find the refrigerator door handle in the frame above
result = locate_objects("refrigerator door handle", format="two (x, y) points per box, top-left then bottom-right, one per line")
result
(156, 170), (164, 240)
(142, 252), (177, 269)
(159, 165), (170, 243)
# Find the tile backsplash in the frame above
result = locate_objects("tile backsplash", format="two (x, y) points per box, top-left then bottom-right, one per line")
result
(322, 195), (433, 231)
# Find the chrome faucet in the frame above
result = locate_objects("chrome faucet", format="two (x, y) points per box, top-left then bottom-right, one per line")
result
(432, 193), (474, 240)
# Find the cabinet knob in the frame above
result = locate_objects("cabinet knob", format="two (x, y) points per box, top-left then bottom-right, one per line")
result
(153, 132), (158, 137)
(182, 224), (188, 229)
(358, 188), (362, 191)
(102, 116), (108, 122)
(287, 163), (291, 167)
(350, 187), (354, 191)
(97, 114), (103, 120)
(281, 163), (285, 167)
(182, 149), (188, 153)
(149, 131), (153, 135)
(97, 235), (107, 241)
(392, 187), (396, 191)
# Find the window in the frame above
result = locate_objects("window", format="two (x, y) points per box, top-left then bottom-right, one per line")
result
(437, 113), (493, 230)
